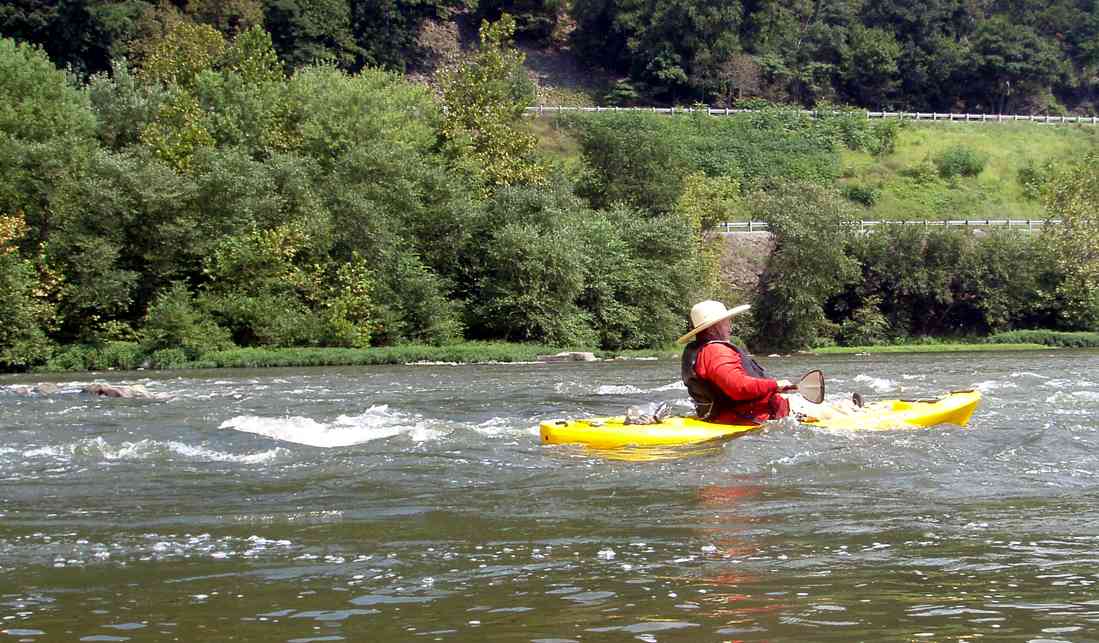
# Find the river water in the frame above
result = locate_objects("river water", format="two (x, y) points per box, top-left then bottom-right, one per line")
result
(2, 351), (1098, 641)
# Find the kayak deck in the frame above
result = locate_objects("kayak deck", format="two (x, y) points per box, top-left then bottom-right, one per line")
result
(540, 390), (981, 448)
(539, 415), (759, 449)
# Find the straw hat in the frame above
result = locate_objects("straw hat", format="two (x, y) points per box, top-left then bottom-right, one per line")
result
(676, 300), (751, 344)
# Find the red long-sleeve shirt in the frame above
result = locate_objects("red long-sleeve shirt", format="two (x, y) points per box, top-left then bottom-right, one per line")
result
(694, 342), (790, 423)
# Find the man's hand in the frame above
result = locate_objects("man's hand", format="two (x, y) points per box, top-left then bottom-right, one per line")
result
(776, 379), (794, 391)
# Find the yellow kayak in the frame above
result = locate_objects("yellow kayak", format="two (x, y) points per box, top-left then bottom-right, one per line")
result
(802, 389), (981, 431)
(539, 390), (981, 448)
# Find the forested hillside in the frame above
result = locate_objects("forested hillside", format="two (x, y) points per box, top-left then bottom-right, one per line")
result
(4, 0), (1099, 113)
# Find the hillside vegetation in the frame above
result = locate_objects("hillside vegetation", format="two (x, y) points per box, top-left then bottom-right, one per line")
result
(4, 0), (1099, 114)
(1, 8), (1098, 373)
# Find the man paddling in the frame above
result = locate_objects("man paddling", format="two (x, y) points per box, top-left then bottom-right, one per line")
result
(679, 300), (794, 424)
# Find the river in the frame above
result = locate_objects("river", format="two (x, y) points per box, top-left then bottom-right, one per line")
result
(2, 351), (1098, 641)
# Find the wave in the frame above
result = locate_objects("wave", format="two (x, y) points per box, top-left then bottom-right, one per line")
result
(219, 405), (446, 447)
(594, 384), (645, 396)
(13, 436), (286, 464)
(853, 374), (897, 393)
(973, 380), (1019, 392)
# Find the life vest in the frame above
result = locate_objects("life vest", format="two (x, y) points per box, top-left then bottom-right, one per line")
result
(680, 340), (768, 420)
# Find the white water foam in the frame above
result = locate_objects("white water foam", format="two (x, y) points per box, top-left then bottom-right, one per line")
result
(652, 381), (687, 392)
(853, 374), (897, 393)
(594, 385), (644, 396)
(471, 417), (535, 437)
(219, 405), (445, 447)
(17, 437), (285, 464)
(974, 380), (1018, 393)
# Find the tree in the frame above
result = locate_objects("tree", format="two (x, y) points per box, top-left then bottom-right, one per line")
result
(437, 15), (545, 191)
(263, 0), (360, 69)
(1042, 154), (1099, 330)
(749, 181), (858, 351)
(571, 0), (742, 101)
(842, 25), (900, 107)
(966, 17), (1065, 113)
(0, 213), (56, 368)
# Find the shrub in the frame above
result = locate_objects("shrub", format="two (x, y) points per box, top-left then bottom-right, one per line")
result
(149, 347), (189, 370)
(1017, 159), (1056, 201)
(933, 145), (988, 178)
(42, 345), (94, 372)
(141, 282), (235, 359)
(838, 297), (889, 346)
(843, 183), (879, 207)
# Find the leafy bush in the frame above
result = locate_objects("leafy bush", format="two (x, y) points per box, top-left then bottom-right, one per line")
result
(149, 347), (189, 370)
(1017, 159), (1056, 201)
(0, 247), (55, 369)
(141, 282), (235, 358)
(933, 145), (988, 178)
(843, 183), (879, 206)
(605, 80), (642, 106)
(838, 297), (889, 345)
(42, 345), (94, 372)
(93, 342), (146, 371)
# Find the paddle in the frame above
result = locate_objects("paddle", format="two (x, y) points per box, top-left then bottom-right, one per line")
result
(781, 369), (825, 404)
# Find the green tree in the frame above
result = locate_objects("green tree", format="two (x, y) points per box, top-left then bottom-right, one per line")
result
(263, 0), (360, 69)
(571, 0), (742, 101)
(0, 214), (56, 368)
(438, 15), (545, 192)
(1042, 154), (1099, 330)
(842, 25), (900, 107)
(749, 181), (858, 351)
(966, 17), (1065, 113)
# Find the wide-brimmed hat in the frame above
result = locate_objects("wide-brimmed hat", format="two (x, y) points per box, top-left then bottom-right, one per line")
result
(676, 300), (751, 344)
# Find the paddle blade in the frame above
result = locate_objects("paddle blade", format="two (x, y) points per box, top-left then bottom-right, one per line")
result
(797, 369), (825, 404)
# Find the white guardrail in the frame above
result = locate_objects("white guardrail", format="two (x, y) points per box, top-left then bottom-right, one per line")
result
(526, 105), (1099, 124)
(717, 219), (1061, 233)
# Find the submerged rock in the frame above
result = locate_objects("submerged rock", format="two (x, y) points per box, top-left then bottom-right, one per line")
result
(82, 383), (159, 399)
(5, 383), (62, 397)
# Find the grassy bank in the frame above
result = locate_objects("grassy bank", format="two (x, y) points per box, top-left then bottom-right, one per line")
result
(29, 333), (1096, 374)
(812, 343), (1051, 355)
(31, 341), (680, 373)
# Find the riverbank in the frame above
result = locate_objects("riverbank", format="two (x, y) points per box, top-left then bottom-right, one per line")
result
(17, 332), (1099, 375)
(812, 342), (1050, 355)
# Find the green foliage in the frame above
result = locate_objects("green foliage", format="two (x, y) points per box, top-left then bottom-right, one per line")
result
(933, 145), (988, 179)
(200, 342), (575, 368)
(1042, 153), (1099, 295)
(476, 0), (563, 41)
(141, 281), (234, 358)
(263, 0), (360, 69)
(842, 183), (879, 207)
(749, 181), (858, 351)
(88, 59), (169, 149)
(149, 347), (189, 369)
(987, 330), (1099, 348)
(137, 20), (227, 88)
(604, 80), (642, 107)
(437, 15), (545, 191)
(0, 217), (55, 369)
(570, 0), (741, 101)
(677, 173), (743, 229)
(0, 38), (96, 143)
(1017, 159), (1057, 201)
(838, 296), (889, 346)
